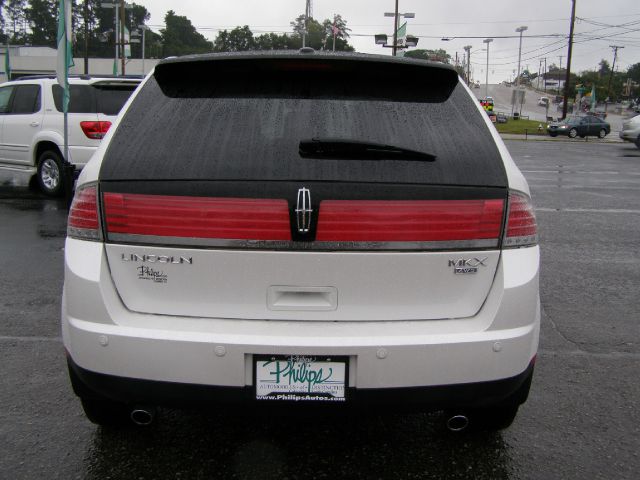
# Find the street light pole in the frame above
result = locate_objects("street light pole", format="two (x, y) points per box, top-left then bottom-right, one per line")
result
(392, 0), (399, 57)
(562, 0), (576, 119)
(515, 26), (528, 88)
(138, 24), (148, 75)
(381, 6), (415, 56)
(483, 38), (493, 99)
(463, 45), (472, 84)
(101, 2), (120, 75)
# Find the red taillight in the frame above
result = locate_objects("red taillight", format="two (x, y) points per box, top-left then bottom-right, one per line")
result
(316, 199), (504, 243)
(68, 185), (101, 240)
(504, 192), (538, 248)
(103, 193), (292, 241)
(80, 121), (112, 139)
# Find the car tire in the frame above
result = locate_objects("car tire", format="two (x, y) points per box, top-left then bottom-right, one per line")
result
(80, 397), (132, 427)
(598, 129), (607, 139)
(36, 149), (65, 197)
(568, 128), (578, 138)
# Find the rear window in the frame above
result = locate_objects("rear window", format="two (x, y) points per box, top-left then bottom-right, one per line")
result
(101, 56), (506, 187)
(95, 86), (136, 115)
(52, 84), (136, 114)
(52, 85), (93, 113)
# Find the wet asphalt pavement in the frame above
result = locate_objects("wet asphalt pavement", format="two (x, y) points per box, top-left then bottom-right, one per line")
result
(1, 140), (639, 479)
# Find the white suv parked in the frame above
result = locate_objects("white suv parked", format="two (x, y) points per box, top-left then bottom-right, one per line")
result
(63, 52), (539, 432)
(0, 76), (140, 195)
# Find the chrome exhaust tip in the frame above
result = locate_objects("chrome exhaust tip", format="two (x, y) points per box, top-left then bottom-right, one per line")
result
(130, 406), (156, 426)
(446, 414), (469, 432)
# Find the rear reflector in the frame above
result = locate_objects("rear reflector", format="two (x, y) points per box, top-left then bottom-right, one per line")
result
(504, 192), (538, 248)
(67, 185), (101, 241)
(103, 193), (292, 241)
(316, 199), (504, 242)
(80, 121), (112, 139)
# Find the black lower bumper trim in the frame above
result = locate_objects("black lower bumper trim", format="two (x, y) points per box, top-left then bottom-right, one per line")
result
(67, 356), (535, 412)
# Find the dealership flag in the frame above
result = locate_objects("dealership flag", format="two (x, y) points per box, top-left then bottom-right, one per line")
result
(590, 85), (597, 111)
(396, 21), (407, 44)
(56, 0), (74, 113)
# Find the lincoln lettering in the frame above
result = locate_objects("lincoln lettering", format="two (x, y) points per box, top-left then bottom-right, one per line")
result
(121, 254), (192, 264)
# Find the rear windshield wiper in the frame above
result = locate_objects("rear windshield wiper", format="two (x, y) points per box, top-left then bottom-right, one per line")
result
(299, 138), (436, 161)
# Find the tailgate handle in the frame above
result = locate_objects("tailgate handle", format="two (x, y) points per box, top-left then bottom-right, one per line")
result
(267, 286), (338, 311)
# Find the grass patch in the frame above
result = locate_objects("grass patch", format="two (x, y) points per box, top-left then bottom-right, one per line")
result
(495, 118), (547, 135)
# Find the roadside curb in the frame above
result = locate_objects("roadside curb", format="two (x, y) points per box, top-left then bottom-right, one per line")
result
(500, 133), (624, 143)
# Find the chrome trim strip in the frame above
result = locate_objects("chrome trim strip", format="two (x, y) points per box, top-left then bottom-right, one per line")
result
(107, 233), (499, 251)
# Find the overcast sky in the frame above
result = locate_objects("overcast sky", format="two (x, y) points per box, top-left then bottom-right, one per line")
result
(142, 0), (640, 83)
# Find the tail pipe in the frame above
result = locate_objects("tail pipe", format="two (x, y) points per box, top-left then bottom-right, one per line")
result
(130, 406), (156, 426)
(446, 414), (469, 432)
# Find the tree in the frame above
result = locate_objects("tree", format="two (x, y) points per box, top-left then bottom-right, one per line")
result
(6, 0), (27, 43)
(628, 63), (640, 87)
(213, 25), (255, 52)
(290, 14), (325, 49)
(161, 10), (212, 57)
(404, 49), (451, 63)
(598, 59), (610, 78)
(289, 14), (354, 51)
(25, 0), (57, 47)
(254, 32), (296, 50)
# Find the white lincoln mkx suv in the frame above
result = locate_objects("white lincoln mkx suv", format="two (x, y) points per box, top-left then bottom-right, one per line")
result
(63, 51), (539, 432)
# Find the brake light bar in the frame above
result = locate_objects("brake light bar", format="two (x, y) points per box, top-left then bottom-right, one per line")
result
(80, 121), (112, 139)
(103, 193), (292, 241)
(316, 199), (505, 243)
(67, 185), (101, 241)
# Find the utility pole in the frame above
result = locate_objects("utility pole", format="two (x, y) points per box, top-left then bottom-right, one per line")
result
(558, 55), (563, 89)
(392, 0), (399, 57)
(561, 0), (576, 119)
(483, 38), (493, 99)
(83, 0), (89, 74)
(515, 26), (528, 89)
(543, 57), (547, 93)
(464, 45), (471, 85)
(303, 0), (312, 48)
(120, 0), (126, 75)
(538, 59), (543, 90)
(605, 45), (624, 113)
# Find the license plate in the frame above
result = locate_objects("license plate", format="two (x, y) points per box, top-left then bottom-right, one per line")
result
(254, 355), (348, 402)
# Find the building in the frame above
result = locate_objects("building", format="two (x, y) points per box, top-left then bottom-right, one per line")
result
(1, 45), (159, 82)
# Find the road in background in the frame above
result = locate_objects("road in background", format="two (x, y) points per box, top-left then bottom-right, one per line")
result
(1, 141), (639, 479)
(472, 84), (630, 134)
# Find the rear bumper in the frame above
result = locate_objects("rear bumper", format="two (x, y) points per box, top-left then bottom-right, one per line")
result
(68, 355), (535, 411)
(68, 145), (97, 168)
(62, 239), (540, 401)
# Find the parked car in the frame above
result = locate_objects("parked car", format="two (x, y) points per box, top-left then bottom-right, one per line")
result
(619, 114), (640, 148)
(0, 75), (141, 195)
(64, 51), (539, 432)
(537, 96), (549, 107)
(547, 115), (610, 138)
(495, 112), (508, 123)
(486, 110), (497, 122)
